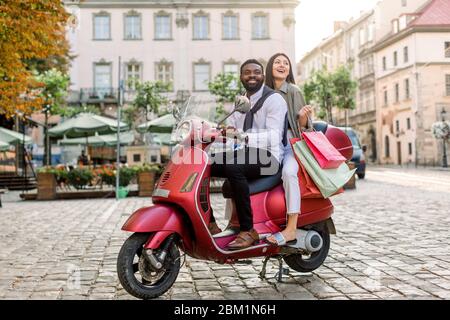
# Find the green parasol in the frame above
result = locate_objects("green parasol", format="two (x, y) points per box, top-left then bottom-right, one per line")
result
(48, 113), (128, 138)
(136, 114), (176, 134)
(0, 127), (33, 145)
(59, 131), (135, 147)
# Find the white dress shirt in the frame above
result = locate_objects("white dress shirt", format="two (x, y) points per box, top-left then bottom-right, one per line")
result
(227, 85), (288, 163)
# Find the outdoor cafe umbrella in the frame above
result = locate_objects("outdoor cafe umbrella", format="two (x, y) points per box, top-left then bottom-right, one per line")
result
(59, 131), (135, 147)
(49, 113), (129, 139)
(136, 114), (176, 134)
(0, 127), (33, 145)
(0, 141), (9, 152)
(151, 133), (175, 146)
(48, 113), (129, 156)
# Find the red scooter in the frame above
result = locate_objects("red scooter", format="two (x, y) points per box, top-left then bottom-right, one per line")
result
(117, 97), (353, 299)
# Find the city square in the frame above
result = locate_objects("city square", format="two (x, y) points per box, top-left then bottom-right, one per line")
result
(1, 0), (450, 303)
(1, 167), (449, 300)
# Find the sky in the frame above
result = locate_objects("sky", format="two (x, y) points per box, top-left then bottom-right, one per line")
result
(295, 0), (380, 61)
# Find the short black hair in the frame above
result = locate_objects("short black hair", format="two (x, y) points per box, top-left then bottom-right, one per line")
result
(240, 59), (264, 74)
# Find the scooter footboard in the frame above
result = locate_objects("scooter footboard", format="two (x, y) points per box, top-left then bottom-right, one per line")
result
(122, 204), (191, 249)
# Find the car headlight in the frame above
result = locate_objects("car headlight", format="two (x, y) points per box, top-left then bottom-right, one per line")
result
(175, 121), (192, 143)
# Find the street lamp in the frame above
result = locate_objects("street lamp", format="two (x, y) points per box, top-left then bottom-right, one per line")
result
(441, 108), (448, 168)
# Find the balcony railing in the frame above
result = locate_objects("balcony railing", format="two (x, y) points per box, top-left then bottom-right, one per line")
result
(67, 88), (183, 104)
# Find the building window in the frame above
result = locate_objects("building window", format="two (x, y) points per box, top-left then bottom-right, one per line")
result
(402, 0), (407, 7)
(368, 22), (375, 42)
(133, 154), (141, 162)
(384, 90), (388, 106)
(385, 136), (390, 158)
(193, 11), (209, 40)
(223, 12), (239, 40)
(224, 62), (239, 89)
(155, 60), (173, 91)
(408, 143), (412, 155)
(155, 11), (172, 40)
(193, 62), (210, 91)
(93, 12), (111, 40)
(392, 19), (399, 33)
(446, 74), (450, 96)
(405, 78), (410, 99)
(350, 34), (355, 51)
(407, 118), (411, 130)
(125, 62), (141, 90)
(124, 12), (141, 40)
(396, 120), (400, 132)
(224, 63), (239, 75)
(359, 28), (365, 46)
(404, 46), (409, 63)
(446, 42), (450, 58)
(94, 62), (112, 97)
(394, 51), (398, 66)
(395, 83), (400, 103)
(252, 12), (269, 39)
(382, 57), (387, 71)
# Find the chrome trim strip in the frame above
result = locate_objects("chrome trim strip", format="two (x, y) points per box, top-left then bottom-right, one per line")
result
(152, 188), (170, 198)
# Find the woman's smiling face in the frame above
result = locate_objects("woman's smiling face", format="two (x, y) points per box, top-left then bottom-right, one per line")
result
(272, 55), (290, 81)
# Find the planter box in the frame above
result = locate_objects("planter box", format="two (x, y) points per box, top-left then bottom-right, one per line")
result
(138, 171), (156, 197)
(37, 172), (57, 200)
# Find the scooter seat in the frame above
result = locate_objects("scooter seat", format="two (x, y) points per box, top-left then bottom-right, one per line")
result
(222, 170), (282, 199)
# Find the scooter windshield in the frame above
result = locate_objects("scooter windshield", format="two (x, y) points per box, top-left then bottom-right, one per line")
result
(174, 95), (221, 126)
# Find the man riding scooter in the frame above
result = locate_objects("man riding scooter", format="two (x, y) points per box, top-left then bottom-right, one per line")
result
(208, 59), (288, 250)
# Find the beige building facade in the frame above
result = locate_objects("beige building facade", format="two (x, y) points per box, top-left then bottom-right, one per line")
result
(372, 0), (450, 165)
(64, 0), (299, 106)
(297, 0), (431, 163)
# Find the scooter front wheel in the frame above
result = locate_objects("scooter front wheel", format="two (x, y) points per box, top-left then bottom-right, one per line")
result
(117, 233), (180, 300)
(283, 229), (330, 273)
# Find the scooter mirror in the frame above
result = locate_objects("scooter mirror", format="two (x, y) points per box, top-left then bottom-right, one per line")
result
(234, 95), (251, 114)
(216, 96), (251, 127)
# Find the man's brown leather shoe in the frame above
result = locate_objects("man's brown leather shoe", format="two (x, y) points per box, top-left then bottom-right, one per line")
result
(227, 229), (259, 250)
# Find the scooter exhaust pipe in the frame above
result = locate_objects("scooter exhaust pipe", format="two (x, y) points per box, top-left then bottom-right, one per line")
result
(292, 230), (323, 253)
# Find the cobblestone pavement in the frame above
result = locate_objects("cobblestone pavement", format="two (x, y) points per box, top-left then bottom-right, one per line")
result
(0, 167), (450, 300)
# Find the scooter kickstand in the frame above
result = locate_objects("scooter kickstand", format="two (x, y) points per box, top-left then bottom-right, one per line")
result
(259, 256), (270, 280)
(275, 257), (290, 283)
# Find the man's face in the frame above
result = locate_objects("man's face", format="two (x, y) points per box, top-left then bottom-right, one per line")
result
(240, 63), (264, 93)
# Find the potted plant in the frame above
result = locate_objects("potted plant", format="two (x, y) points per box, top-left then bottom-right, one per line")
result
(36, 167), (57, 200)
(98, 166), (136, 198)
(67, 168), (94, 190)
(136, 164), (161, 197)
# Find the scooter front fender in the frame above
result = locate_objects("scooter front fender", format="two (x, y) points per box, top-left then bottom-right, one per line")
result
(122, 204), (192, 249)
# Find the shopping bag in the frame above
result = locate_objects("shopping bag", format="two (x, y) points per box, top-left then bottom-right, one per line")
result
(292, 139), (356, 199)
(290, 138), (322, 198)
(302, 131), (346, 169)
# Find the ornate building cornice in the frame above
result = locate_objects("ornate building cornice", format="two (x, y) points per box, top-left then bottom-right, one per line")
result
(66, 0), (299, 9)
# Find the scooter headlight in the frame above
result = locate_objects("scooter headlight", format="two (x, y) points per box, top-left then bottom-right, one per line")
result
(175, 121), (192, 143)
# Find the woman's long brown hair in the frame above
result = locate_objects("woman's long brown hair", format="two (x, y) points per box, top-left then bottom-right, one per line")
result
(265, 53), (296, 89)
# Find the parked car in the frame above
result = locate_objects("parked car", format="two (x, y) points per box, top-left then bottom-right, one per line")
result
(337, 127), (366, 179)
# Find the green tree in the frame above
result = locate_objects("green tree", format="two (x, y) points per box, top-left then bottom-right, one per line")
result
(301, 69), (335, 123)
(0, 0), (70, 118)
(34, 68), (69, 165)
(127, 81), (171, 128)
(208, 72), (243, 121)
(331, 65), (357, 128)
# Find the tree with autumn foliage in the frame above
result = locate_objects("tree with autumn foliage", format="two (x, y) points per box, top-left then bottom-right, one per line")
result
(0, 0), (70, 118)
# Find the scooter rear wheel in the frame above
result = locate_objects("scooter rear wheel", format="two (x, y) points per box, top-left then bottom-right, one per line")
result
(283, 229), (330, 273)
(117, 233), (180, 300)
